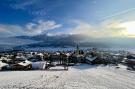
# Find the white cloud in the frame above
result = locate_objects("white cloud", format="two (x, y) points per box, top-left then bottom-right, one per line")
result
(67, 20), (131, 38)
(26, 20), (62, 36)
(10, 0), (38, 10)
(1, 19), (134, 38)
(44, 20), (131, 38)
(100, 7), (135, 21)
(118, 21), (135, 37)
(68, 20), (95, 35)
(0, 24), (25, 37)
(9, 0), (64, 17)
(0, 20), (62, 37)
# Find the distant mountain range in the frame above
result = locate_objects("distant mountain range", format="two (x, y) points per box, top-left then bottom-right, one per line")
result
(1, 34), (135, 51)
(13, 34), (109, 49)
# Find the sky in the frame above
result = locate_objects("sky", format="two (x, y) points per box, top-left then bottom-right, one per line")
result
(0, 0), (135, 38)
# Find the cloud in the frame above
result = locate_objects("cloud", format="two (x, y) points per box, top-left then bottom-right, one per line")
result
(0, 24), (25, 37)
(67, 20), (131, 38)
(118, 21), (135, 37)
(68, 20), (95, 35)
(29, 19), (135, 38)
(26, 20), (62, 35)
(10, 0), (38, 10)
(0, 20), (62, 37)
(101, 7), (135, 21)
(9, 0), (64, 17)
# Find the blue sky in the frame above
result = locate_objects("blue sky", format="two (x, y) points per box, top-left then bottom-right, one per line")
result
(0, 0), (135, 37)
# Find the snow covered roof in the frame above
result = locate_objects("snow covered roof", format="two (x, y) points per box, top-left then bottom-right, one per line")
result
(0, 57), (12, 61)
(18, 60), (32, 66)
(66, 53), (71, 57)
(0, 61), (8, 68)
(85, 55), (97, 62)
(16, 56), (27, 60)
(37, 53), (44, 56)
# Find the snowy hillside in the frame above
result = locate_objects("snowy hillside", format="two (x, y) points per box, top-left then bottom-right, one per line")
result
(0, 64), (135, 89)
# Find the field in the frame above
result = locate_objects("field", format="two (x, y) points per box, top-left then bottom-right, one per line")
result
(0, 64), (135, 89)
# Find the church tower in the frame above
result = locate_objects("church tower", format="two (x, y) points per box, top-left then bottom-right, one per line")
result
(76, 43), (80, 55)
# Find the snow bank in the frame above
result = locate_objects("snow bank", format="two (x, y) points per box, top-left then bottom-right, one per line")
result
(116, 64), (128, 70)
(0, 64), (135, 89)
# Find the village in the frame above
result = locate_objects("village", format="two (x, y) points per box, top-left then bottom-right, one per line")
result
(1, 0), (135, 88)
(0, 46), (135, 89)
(0, 45), (135, 71)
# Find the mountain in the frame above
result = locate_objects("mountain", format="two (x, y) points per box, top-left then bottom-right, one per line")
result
(2, 33), (135, 51)
(0, 37), (39, 51)
(12, 34), (109, 50)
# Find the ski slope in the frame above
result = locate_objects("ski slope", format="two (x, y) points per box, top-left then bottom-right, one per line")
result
(0, 64), (135, 89)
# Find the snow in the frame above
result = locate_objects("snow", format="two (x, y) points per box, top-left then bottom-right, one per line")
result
(0, 61), (8, 69)
(116, 64), (128, 70)
(31, 61), (46, 70)
(0, 64), (135, 89)
(85, 56), (97, 61)
(0, 57), (12, 62)
(16, 56), (27, 60)
(18, 60), (32, 66)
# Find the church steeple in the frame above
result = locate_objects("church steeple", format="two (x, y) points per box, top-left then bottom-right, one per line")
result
(76, 43), (80, 55)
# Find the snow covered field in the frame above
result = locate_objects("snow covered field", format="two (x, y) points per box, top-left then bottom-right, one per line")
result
(0, 64), (135, 89)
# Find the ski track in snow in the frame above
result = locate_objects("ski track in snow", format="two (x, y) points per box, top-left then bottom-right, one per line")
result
(0, 64), (135, 89)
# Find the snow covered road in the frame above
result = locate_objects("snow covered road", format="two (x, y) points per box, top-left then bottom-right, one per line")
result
(0, 64), (135, 89)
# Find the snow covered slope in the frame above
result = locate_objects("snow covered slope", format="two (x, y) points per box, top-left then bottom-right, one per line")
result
(0, 64), (135, 89)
